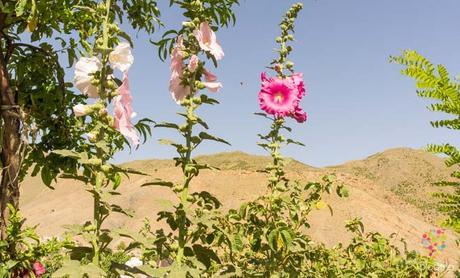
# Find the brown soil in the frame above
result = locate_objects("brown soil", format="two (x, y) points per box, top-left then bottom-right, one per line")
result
(19, 148), (460, 269)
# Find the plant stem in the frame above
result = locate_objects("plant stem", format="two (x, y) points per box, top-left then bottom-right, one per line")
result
(176, 100), (196, 265)
(91, 0), (111, 266)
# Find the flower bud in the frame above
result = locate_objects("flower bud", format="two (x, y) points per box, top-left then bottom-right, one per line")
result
(275, 37), (283, 43)
(196, 81), (206, 90)
(73, 104), (91, 117)
(192, 97), (202, 105)
(101, 164), (111, 173)
(182, 21), (195, 28)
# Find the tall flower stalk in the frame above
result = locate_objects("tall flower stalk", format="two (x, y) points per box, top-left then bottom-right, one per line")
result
(135, 2), (238, 275)
(52, 1), (154, 275)
(216, 4), (346, 276)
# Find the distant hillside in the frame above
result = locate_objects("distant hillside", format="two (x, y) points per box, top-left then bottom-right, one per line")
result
(329, 147), (454, 224)
(19, 148), (460, 267)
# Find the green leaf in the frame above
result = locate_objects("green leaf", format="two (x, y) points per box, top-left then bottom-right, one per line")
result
(286, 139), (305, 147)
(15, 0), (28, 17)
(51, 149), (81, 159)
(199, 132), (230, 145)
(141, 180), (174, 188)
(155, 122), (180, 130)
(192, 244), (221, 269)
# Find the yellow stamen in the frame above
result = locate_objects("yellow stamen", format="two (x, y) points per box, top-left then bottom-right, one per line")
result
(274, 92), (284, 103)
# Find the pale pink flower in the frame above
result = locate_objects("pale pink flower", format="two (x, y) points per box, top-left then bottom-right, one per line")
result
(72, 104), (90, 117)
(193, 22), (224, 60)
(109, 42), (134, 73)
(203, 82), (222, 93)
(74, 57), (101, 98)
(203, 68), (217, 82)
(113, 74), (139, 146)
(170, 36), (184, 73)
(188, 55), (199, 72)
(169, 36), (191, 103)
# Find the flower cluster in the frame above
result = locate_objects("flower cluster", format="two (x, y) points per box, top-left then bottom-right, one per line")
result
(169, 22), (224, 103)
(421, 228), (447, 257)
(72, 42), (139, 146)
(259, 72), (307, 123)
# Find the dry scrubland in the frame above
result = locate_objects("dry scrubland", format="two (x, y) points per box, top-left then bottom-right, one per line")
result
(20, 148), (459, 267)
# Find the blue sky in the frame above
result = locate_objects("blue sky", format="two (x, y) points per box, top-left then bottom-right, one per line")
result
(113, 0), (460, 167)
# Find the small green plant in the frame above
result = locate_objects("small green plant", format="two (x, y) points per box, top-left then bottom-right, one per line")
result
(0, 204), (70, 277)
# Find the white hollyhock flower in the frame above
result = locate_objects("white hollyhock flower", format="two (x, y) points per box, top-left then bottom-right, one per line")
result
(125, 257), (142, 268)
(120, 257), (146, 278)
(74, 57), (101, 98)
(72, 104), (90, 117)
(109, 42), (134, 73)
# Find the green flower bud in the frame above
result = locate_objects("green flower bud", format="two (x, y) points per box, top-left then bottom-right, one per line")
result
(197, 82), (206, 90)
(275, 37), (283, 43)
(182, 21), (195, 28)
(101, 164), (111, 173)
(192, 97), (202, 105)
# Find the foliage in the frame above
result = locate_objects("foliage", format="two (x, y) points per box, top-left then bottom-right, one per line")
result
(0, 204), (70, 277)
(20, 0), (161, 275)
(304, 219), (436, 277)
(391, 50), (460, 238)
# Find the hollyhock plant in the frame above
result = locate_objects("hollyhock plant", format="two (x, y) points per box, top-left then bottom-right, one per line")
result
(193, 22), (224, 60)
(74, 56), (101, 98)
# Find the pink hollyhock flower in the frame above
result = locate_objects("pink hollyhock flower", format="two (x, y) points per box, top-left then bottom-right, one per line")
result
(109, 42), (134, 73)
(73, 104), (90, 117)
(188, 55), (199, 72)
(74, 57), (101, 98)
(203, 82), (222, 93)
(292, 107), (307, 123)
(203, 68), (217, 82)
(169, 36), (191, 103)
(290, 72), (306, 97)
(259, 73), (299, 117)
(32, 262), (46, 276)
(193, 22), (224, 60)
(113, 74), (139, 146)
(259, 72), (308, 122)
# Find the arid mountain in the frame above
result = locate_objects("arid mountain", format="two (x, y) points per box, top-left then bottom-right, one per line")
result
(19, 148), (459, 268)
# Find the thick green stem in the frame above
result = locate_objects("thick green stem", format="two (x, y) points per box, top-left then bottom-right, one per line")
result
(92, 192), (101, 265)
(91, 0), (111, 266)
(176, 101), (196, 265)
